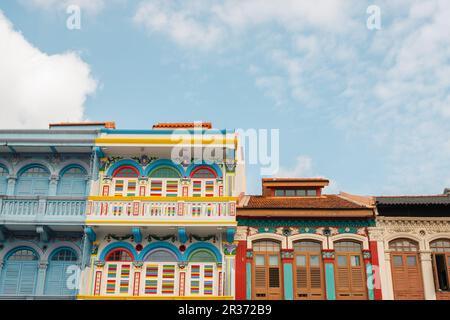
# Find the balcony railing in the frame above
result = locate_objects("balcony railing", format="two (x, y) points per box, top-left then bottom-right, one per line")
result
(0, 196), (86, 224)
(86, 197), (237, 225)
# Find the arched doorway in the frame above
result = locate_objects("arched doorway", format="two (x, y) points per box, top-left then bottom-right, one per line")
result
(187, 249), (218, 296)
(142, 249), (179, 296)
(103, 248), (134, 295)
(293, 240), (324, 300)
(0, 248), (39, 296)
(389, 238), (424, 300)
(44, 248), (79, 296)
(252, 240), (283, 300)
(334, 241), (367, 300)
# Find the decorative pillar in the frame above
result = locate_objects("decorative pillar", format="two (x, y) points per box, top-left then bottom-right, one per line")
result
(235, 240), (247, 300)
(223, 242), (237, 297)
(93, 260), (105, 296)
(420, 251), (437, 300)
(48, 175), (59, 196)
(322, 249), (336, 300)
(383, 251), (395, 300)
(6, 175), (16, 196)
(368, 240), (382, 300)
(132, 261), (143, 296)
(245, 249), (253, 300)
(36, 261), (48, 296)
(363, 250), (375, 300)
(217, 262), (223, 296)
(281, 249), (294, 300)
(178, 262), (188, 296)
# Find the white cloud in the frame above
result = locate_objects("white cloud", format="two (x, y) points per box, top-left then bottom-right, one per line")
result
(20, 0), (107, 15)
(276, 155), (314, 178)
(0, 10), (97, 128)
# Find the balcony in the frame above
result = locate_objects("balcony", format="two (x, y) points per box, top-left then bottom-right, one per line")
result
(86, 196), (237, 226)
(0, 196), (86, 225)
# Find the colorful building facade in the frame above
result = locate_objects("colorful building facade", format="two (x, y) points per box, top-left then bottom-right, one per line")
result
(371, 190), (450, 300)
(0, 122), (112, 298)
(235, 178), (379, 300)
(77, 122), (245, 299)
(1, 121), (449, 301)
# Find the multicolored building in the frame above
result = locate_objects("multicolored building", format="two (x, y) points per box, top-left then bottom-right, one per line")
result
(77, 122), (245, 299)
(1, 121), (449, 300)
(235, 178), (379, 300)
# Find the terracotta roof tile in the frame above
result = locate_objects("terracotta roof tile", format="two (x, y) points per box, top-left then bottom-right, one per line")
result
(152, 122), (212, 129)
(49, 122), (116, 129)
(242, 195), (368, 210)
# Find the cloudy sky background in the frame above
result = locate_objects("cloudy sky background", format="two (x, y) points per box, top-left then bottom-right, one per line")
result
(1, 0), (449, 196)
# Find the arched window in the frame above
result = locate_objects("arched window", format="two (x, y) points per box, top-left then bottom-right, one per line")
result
(57, 166), (87, 197)
(293, 241), (324, 300)
(190, 167), (216, 197)
(105, 249), (133, 261)
(148, 167), (180, 197)
(45, 248), (78, 296)
(252, 240), (282, 299)
(334, 241), (367, 300)
(187, 249), (217, 296)
(142, 250), (178, 296)
(112, 166), (139, 197)
(145, 250), (178, 262)
(104, 249), (133, 295)
(189, 250), (216, 263)
(0, 248), (39, 296)
(0, 165), (8, 195)
(431, 239), (450, 292)
(388, 238), (424, 299)
(15, 166), (50, 196)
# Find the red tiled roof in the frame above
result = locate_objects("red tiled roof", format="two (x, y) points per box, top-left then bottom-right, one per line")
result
(152, 122), (212, 129)
(262, 178), (329, 183)
(242, 195), (369, 210)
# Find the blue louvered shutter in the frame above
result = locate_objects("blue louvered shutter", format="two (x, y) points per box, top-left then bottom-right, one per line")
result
(18, 262), (38, 295)
(0, 166), (7, 195)
(16, 167), (50, 196)
(57, 168), (86, 197)
(0, 263), (21, 294)
(45, 262), (77, 296)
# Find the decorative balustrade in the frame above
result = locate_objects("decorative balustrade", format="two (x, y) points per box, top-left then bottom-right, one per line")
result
(86, 197), (237, 224)
(0, 196), (86, 224)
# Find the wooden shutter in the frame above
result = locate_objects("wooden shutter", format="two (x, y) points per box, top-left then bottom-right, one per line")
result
(45, 262), (76, 296)
(391, 253), (424, 300)
(18, 262), (38, 295)
(0, 263), (21, 295)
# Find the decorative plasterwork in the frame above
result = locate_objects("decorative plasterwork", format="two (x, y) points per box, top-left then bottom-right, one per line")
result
(244, 226), (367, 237)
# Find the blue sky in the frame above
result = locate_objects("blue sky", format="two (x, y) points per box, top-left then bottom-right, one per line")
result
(1, 0), (449, 196)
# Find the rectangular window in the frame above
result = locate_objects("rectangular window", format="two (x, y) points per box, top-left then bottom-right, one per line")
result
(307, 189), (317, 196)
(434, 254), (450, 291)
(337, 256), (347, 267)
(407, 256), (417, 266)
(296, 189), (306, 196)
(310, 255), (320, 267)
(269, 255), (279, 266)
(296, 255), (306, 267)
(285, 189), (296, 197)
(255, 256), (265, 266)
(350, 256), (361, 267)
(274, 189), (284, 196)
(393, 256), (403, 266)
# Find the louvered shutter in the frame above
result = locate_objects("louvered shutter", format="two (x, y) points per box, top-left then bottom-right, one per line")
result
(45, 262), (76, 296)
(32, 178), (49, 196)
(0, 263), (21, 294)
(0, 176), (7, 194)
(18, 262), (38, 295)
(16, 178), (33, 195)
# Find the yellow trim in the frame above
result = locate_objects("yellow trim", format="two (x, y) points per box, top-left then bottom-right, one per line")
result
(88, 196), (238, 202)
(85, 220), (237, 225)
(95, 138), (236, 145)
(77, 295), (234, 300)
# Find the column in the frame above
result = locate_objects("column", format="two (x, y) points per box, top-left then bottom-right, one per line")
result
(235, 240), (247, 300)
(48, 175), (59, 196)
(92, 260), (105, 296)
(132, 261), (143, 296)
(6, 175), (16, 196)
(322, 249), (336, 300)
(363, 250), (375, 300)
(420, 251), (437, 300)
(178, 262), (187, 296)
(223, 242), (237, 297)
(245, 249), (252, 300)
(36, 261), (48, 296)
(384, 251), (395, 300)
(281, 249), (294, 300)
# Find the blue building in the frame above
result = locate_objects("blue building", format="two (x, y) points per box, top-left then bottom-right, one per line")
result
(0, 122), (113, 299)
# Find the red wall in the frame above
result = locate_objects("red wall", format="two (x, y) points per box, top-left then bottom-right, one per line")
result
(235, 240), (247, 300)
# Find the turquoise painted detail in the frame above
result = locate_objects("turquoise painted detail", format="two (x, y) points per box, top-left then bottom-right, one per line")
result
(99, 241), (138, 261)
(132, 227), (142, 243)
(186, 162), (223, 178)
(283, 262), (294, 300)
(366, 263), (375, 300)
(226, 227), (235, 242)
(184, 242), (222, 263)
(0, 164), (8, 195)
(325, 263), (336, 300)
(178, 228), (188, 244)
(106, 159), (144, 177)
(84, 227), (96, 242)
(144, 159), (184, 177)
(246, 262), (251, 300)
(138, 241), (182, 261)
